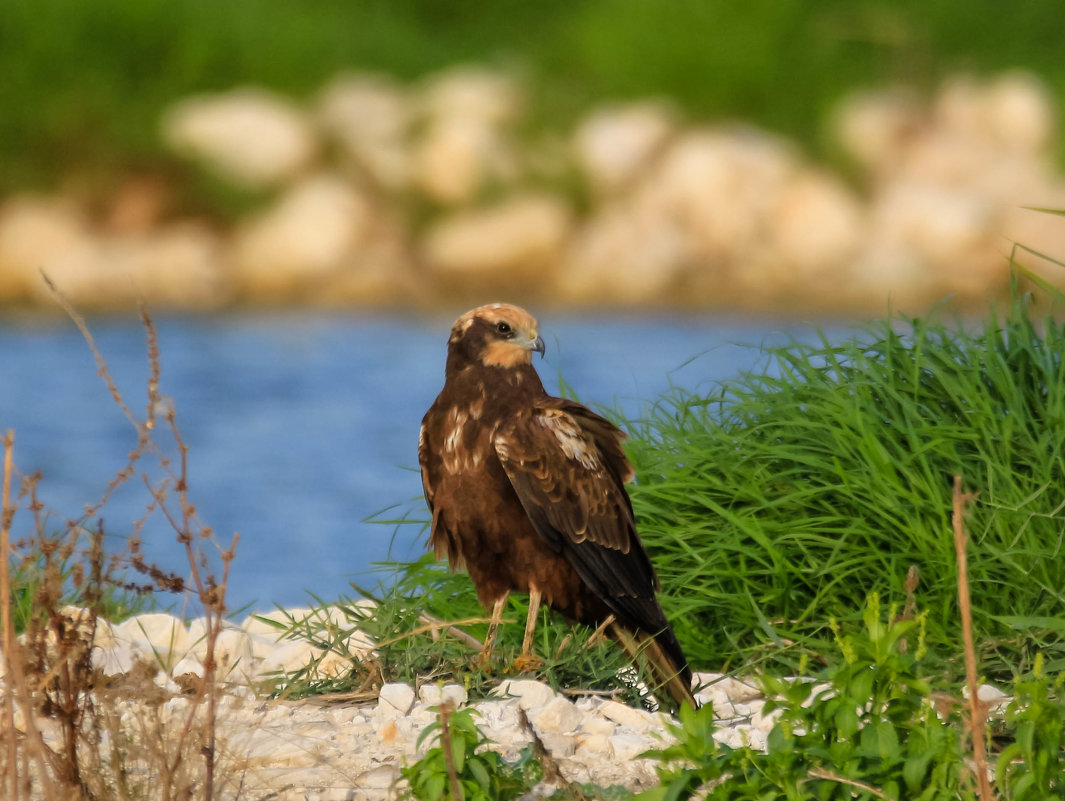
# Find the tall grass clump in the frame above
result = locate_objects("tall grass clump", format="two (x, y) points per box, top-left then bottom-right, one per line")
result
(625, 287), (1065, 681)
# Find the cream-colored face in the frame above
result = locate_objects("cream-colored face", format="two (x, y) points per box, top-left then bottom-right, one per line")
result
(450, 303), (543, 367)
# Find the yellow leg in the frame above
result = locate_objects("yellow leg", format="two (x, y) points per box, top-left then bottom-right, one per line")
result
(478, 595), (507, 666)
(514, 587), (544, 671)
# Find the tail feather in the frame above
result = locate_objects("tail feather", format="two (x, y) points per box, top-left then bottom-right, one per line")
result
(610, 622), (697, 710)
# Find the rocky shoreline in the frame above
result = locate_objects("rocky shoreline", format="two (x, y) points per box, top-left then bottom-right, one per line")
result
(10, 607), (772, 800)
(1, 67), (1063, 316)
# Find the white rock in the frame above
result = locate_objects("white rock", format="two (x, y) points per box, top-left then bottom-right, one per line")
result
(170, 655), (205, 679)
(766, 169), (865, 282)
(599, 699), (657, 729)
(317, 73), (413, 190)
(231, 173), (373, 298)
(257, 639), (326, 676)
(579, 716), (616, 736)
(559, 198), (690, 304)
(982, 71), (1056, 154)
(419, 67), (522, 126)
(356, 765), (399, 790)
(540, 733), (576, 757)
(413, 117), (515, 204)
(162, 88), (317, 189)
(494, 679), (557, 710)
(377, 682), (416, 716)
(834, 90), (924, 179)
(418, 684), (443, 706)
(0, 196), (94, 302)
(527, 696), (583, 734)
(114, 613), (190, 666)
(422, 193), (571, 279)
(441, 684), (467, 708)
(574, 101), (677, 194)
(576, 733), (614, 758)
(609, 732), (654, 762)
(648, 128), (799, 263)
(93, 641), (136, 676)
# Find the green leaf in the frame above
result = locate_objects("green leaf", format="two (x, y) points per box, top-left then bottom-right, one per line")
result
(451, 735), (466, 774)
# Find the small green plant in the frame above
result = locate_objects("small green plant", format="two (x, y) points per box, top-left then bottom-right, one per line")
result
(996, 654), (1065, 800)
(401, 703), (542, 801)
(638, 594), (975, 800)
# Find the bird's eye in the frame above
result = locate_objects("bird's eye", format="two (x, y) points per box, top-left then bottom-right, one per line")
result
(495, 321), (512, 336)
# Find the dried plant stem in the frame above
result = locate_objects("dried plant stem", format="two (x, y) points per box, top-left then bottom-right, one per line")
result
(438, 702), (463, 801)
(417, 612), (488, 651)
(952, 475), (994, 801)
(2, 430), (17, 800)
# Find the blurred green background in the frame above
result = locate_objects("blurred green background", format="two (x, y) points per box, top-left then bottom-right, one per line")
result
(3, 0), (1062, 198)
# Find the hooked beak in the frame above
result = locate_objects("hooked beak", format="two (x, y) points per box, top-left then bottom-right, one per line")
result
(531, 334), (546, 359)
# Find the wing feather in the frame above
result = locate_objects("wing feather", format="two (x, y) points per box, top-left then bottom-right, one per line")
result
(494, 399), (659, 602)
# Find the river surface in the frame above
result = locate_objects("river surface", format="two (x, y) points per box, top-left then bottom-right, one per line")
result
(0, 310), (844, 613)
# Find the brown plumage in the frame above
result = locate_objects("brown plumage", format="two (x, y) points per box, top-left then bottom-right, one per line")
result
(419, 302), (694, 707)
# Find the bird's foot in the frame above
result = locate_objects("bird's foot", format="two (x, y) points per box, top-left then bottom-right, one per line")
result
(512, 651), (543, 672)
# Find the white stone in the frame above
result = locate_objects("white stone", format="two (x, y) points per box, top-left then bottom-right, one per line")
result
(377, 682), (416, 716)
(599, 699), (657, 729)
(527, 696), (583, 734)
(114, 613), (190, 666)
(93, 641), (136, 676)
(441, 683), (467, 708)
(609, 732), (654, 762)
(0, 197), (94, 302)
(982, 71), (1056, 154)
(579, 716), (616, 736)
(540, 733), (576, 757)
(574, 101), (677, 194)
(576, 733), (614, 758)
(494, 679), (557, 710)
(422, 193), (571, 278)
(231, 173), (373, 298)
(257, 639), (326, 676)
(356, 765), (399, 790)
(413, 117), (515, 204)
(834, 90), (924, 178)
(766, 169), (865, 281)
(419, 67), (522, 126)
(162, 88), (317, 189)
(317, 73), (413, 190)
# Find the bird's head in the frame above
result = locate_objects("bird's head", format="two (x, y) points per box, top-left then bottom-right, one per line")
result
(447, 303), (546, 369)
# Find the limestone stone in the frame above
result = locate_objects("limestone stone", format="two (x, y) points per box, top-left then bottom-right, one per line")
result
(573, 101), (678, 194)
(162, 88), (317, 189)
(579, 716), (616, 736)
(419, 67), (522, 127)
(834, 90), (924, 179)
(413, 117), (515, 204)
(316, 73), (413, 190)
(527, 696), (583, 734)
(559, 198), (689, 305)
(494, 678), (557, 710)
(114, 613), (190, 666)
(422, 194), (571, 280)
(441, 683), (468, 708)
(230, 173), (373, 299)
(377, 682), (416, 716)
(609, 732), (655, 762)
(599, 699), (657, 729)
(0, 196), (94, 302)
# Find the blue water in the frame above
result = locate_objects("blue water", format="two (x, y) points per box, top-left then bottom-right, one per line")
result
(0, 311), (842, 613)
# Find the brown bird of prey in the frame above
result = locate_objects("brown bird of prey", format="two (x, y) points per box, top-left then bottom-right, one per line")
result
(419, 302), (695, 708)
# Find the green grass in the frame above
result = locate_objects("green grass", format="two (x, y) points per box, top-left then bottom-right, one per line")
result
(625, 285), (1065, 682)
(2, 0), (1064, 197)
(262, 555), (649, 708)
